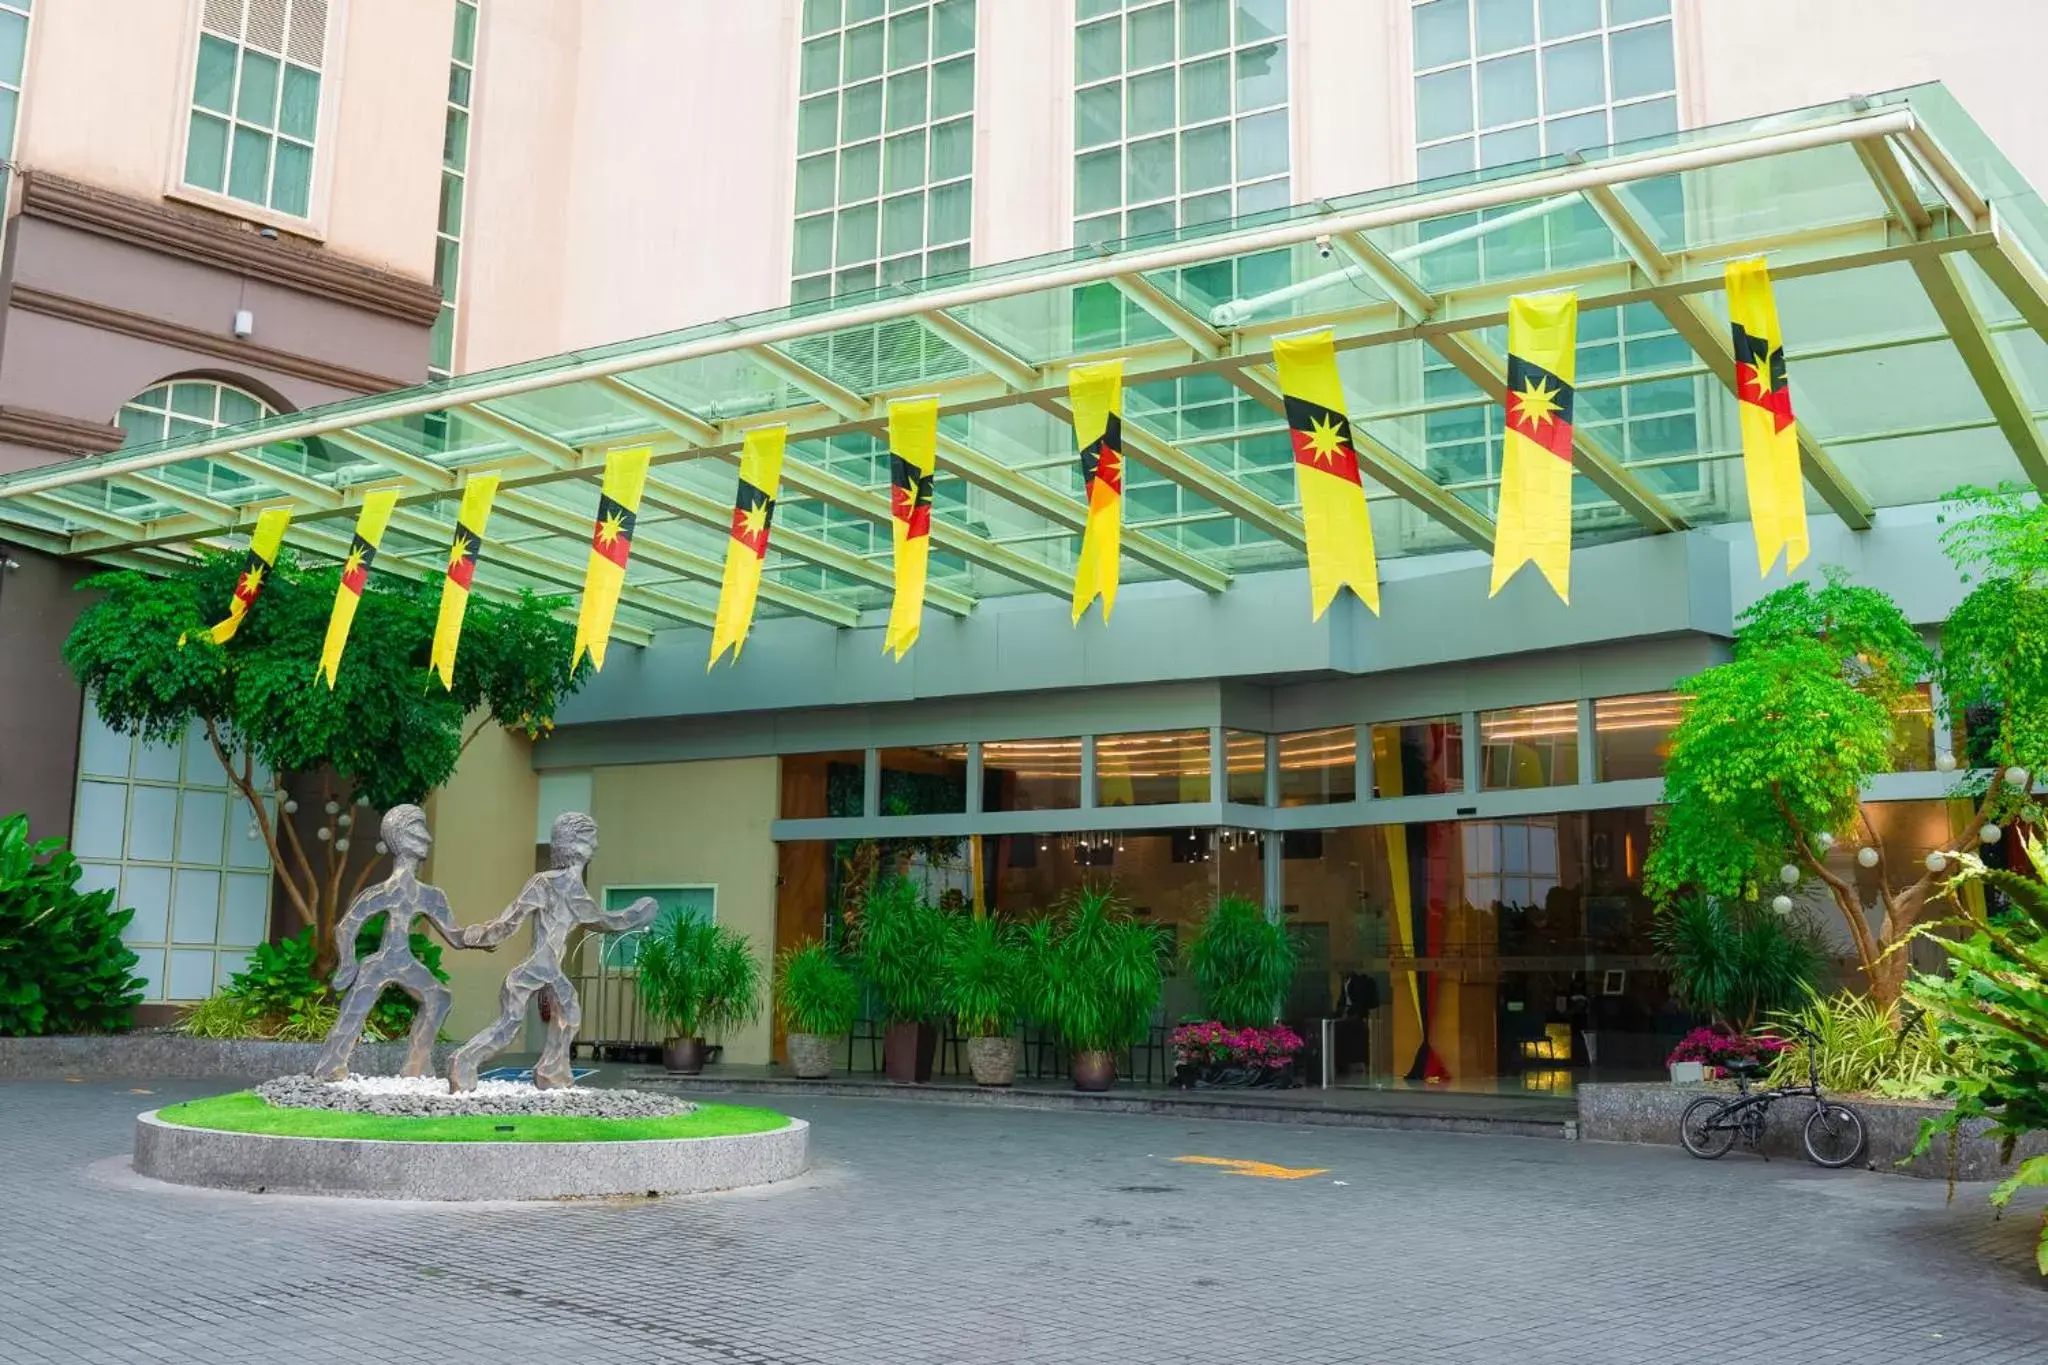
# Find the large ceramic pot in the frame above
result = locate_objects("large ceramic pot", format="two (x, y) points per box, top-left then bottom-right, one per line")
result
(663, 1036), (710, 1075)
(786, 1032), (835, 1080)
(967, 1034), (1019, 1087)
(883, 1020), (938, 1083)
(1071, 1049), (1116, 1092)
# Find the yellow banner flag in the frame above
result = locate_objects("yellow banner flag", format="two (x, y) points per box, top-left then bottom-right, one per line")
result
(428, 474), (498, 691)
(572, 445), (652, 672)
(1273, 329), (1379, 619)
(1726, 257), (1809, 576)
(1491, 291), (1577, 603)
(883, 397), (939, 660)
(709, 426), (786, 668)
(315, 488), (400, 687)
(1069, 361), (1124, 624)
(196, 506), (292, 645)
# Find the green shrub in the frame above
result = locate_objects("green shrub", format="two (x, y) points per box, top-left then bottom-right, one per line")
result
(1185, 895), (1295, 1027)
(178, 923), (446, 1042)
(941, 915), (1026, 1038)
(1765, 989), (1964, 1099)
(175, 992), (257, 1039)
(855, 876), (948, 1025)
(1654, 893), (1824, 1030)
(0, 813), (144, 1036)
(1021, 886), (1165, 1054)
(637, 916), (763, 1041)
(774, 939), (860, 1037)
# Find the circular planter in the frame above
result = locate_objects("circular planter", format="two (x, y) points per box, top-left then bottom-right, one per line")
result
(132, 1110), (809, 1201)
(1071, 1049), (1116, 1092)
(786, 1033), (835, 1079)
(967, 1035), (1019, 1087)
(664, 1037), (710, 1074)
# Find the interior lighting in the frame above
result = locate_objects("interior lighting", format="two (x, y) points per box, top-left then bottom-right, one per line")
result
(1771, 895), (1794, 914)
(1925, 851), (1949, 873)
(1982, 823), (2003, 844)
(1856, 847), (1880, 868)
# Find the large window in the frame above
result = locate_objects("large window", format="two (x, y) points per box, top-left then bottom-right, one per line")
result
(0, 0), (30, 257)
(983, 738), (1083, 811)
(1481, 702), (1580, 790)
(1279, 726), (1356, 806)
(793, 0), (976, 303)
(1097, 729), (1212, 807)
(431, 0), (478, 378)
(184, 0), (330, 218)
(1592, 691), (1678, 781)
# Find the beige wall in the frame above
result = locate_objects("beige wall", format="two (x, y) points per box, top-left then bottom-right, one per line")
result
(425, 721), (540, 1043)
(588, 757), (781, 1066)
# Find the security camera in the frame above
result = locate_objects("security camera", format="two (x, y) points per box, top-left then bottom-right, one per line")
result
(1315, 234), (1333, 259)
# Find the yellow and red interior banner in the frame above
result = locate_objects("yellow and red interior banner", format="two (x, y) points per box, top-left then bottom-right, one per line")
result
(198, 506), (292, 645)
(572, 445), (652, 672)
(884, 397), (939, 659)
(429, 473), (498, 691)
(709, 426), (786, 668)
(1069, 360), (1124, 624)
(1490, 291), (1578, 603)
(315, 487), (399, 687)
(1273, 329), (1379, 619)
(1726, 257), (1809, 576)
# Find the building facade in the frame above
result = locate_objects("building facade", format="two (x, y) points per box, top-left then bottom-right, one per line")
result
(3, 1), (2042, 1074)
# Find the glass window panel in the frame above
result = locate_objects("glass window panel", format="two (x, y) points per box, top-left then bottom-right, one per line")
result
(438, 169), (465, 234)
(927, 179), (970, 242)
(804, 0), (842, 35)
(885, 128), (926, 191)
(193, 33), (237, 114)
(887, 8), (929, 69)
(1128, 201), (1175, 237)
(1127, 3), (1174, 67)
(1181, 188), (1231, 224)
(1235, 41), (1286, 111)
(1479, 123), (1540, 168)
(883, 190), (924, 254)
(801, 34), (841, 94)
(842, 80), (884, 141)
(929, 116), (972, 178)
(1179, 120), (1230, 191)
(1234, 0), (1285, 43)
(926, 243), (969, 275)
(1417, 136), (1475, 179)
(216, 387), (261, 426)
(797, 152), (837, 213)
(1128, 67), (1174, 136)
(1539, 0), (1601, 38)
(793, 274), (832, 304)
(1181, 0), (1229, 55)
(1226, 731), (1267, 804)
(278, 64), (319, 140)
(1479, 51), (1537, 126)
(236, 49), (279, 128)
(879, 745), (968, 816)
(931, 55), (973, 118)
(1412, 0), (1471, 67)
(1181, 54), (1229, 122)
(271, 139), (311, 217)
(1075, 211), (1121, 248)
(1611, 94), (1676, 142)
(227, 125), (271, 204)
(1097, 729), (1213, 806)
(1370, 717), (1465, 796)
(1608, 0), (1670, 20)
(1890, 683), (1937, 773)
(1608, 20), (1674, 101)
(840, 138), (881, 200)
(845, 20), (884, 81)
(1076, 147), (1122, 215)
(1542, 35), (1605, 110)
(1127, 132), (1174, 202)
(442, 107), (469, 172)
(1481, 703), (1580, 790)
(1415, 66), (1473, 141)
(794, 212), (835, 273)
(1077, 79), (1121, 147)
(983, 738), (1081, 810)
(799, 93), (838, 154)
(1544, 109), (1606, 153)
(1593, 692), (1679, 781)
(886, 67), (927, 129)
(1234, 109), (1286, 181)
(447, 62), (471, 108)
(1236, 175), (1288, 214)
(185, 112), (230, 192)
(1476, 0), (1535, 53)
(452, 0), (478, 60)
(1077, 17), (1121, 82)
(933, 0), (976, 57)
(835, 197), (877, 259)
(1277, 727), (1357, 806)
(848, 0), (885, 19)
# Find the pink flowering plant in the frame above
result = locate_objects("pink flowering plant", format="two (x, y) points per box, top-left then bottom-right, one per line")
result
(1667, 1024), (1789, 1068)
(1172, 1021), (1305, 1071)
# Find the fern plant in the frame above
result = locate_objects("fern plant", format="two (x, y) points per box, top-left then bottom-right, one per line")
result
(774, 939), (859, 1037)
(941, 915), (1025, 1038)
(1020, 886), (1165, 1054)
(1654, 894), (1823, 1031)
(1185, 895), (1295, 1027)
(637, 916), (764, 1042)
(854, 876), (948, 1025)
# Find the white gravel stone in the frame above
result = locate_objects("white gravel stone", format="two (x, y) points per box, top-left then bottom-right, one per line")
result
(256, 1074), (694, 1120)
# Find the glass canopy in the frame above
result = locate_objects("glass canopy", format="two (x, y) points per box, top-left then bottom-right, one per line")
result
(3, 83), (2045, 643)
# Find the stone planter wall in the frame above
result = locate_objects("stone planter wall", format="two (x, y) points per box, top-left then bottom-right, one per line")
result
(1579, 1081), (2048, 1181)
(0, 1033), (454, 1082)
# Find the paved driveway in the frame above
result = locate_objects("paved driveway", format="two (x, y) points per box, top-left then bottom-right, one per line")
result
(3, 1080), (2043, 1364)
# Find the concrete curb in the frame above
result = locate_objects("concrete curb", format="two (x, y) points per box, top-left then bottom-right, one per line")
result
(0, 1035), (453, 1081)
(132, 1110), (810, 1200)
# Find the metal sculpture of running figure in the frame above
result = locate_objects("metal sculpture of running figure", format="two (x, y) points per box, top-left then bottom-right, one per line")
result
(311, 804), (464, 1081)
(447, 811), (658, 1092)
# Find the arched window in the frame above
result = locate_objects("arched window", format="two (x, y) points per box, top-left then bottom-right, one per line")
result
(118, 379), (275, 446)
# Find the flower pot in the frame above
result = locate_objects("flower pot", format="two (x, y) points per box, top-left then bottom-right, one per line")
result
(664, 1036), (709, 1075)
(967, 1034), (1019, 1087)
(1668, 1060), (1705, 1084)
(883, 1020), (937, 1084)
(1071, 1048), (1117, 1092)
(786, 1032), (835, 1080)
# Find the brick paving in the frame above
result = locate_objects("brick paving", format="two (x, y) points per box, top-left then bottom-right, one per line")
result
(2, 1078), (2044, 1363)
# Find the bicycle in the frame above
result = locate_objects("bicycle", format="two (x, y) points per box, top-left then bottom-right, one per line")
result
(1677, 1023), (1867, 1168)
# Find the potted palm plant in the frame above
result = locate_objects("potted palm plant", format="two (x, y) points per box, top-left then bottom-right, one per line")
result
(1176, 894), (1303, 1087)
(636, 916), (763, 1074)
(1022, 885), (1165, 1092)
(774, 938), (859, 1079)
(855, 876), (948, 1083)
(941, 914), (1026, 1086)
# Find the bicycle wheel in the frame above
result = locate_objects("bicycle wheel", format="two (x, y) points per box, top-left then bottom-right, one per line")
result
(1680, 1095), (1736, 1159)
(1802, 1103), (1866, 1168)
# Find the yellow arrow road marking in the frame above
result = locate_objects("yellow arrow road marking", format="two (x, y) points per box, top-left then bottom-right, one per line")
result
(1172, 1155), (1329, 1181)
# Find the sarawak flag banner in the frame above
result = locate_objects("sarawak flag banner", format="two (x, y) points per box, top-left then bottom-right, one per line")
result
(195, 506), (292, 645)
(883, 397), (939, 659)
(1726, 257), (1809, 576)
(1068, 360), (1124, 624)
(1490, 291), (1578, 603)
(314, 488), (399, 687)
(1273, 329), (1379, 619)
(572, 445), (652, 671)
(429, 473), (498, 690)
(709, 426), (786, 668)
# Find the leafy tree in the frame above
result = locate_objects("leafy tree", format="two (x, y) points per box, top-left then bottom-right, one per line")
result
(63, 550), (586, 976)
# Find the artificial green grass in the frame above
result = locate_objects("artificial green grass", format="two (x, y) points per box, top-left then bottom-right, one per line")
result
(154, 1090), (790, 1144)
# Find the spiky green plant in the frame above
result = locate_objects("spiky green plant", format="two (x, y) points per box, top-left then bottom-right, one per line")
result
(637, 916), (764, 1042)
(1020, 886), (1166, 1054)
(941, 915), (1026, 1038)
(1185, 895), (1295, 1027)
(853, 876), (948, 1025)
(1764, 989), (1963, 1099)
(175, 992), (259, 1040)
(1653, 894), (1823, 1031)
(774, 939), (860, 1037)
